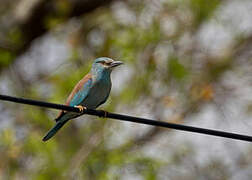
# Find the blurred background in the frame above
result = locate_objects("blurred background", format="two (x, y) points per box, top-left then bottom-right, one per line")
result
(0, 0), (252, 179)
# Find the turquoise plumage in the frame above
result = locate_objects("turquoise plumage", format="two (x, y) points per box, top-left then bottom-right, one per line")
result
(43, 57), (123, 141)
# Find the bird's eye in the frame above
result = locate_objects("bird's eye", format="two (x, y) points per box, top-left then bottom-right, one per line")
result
(106, 61), (112, 65)
(99, 61), (112, 66)
(98, 60), (112, 66)
(98, 61), (106, 65)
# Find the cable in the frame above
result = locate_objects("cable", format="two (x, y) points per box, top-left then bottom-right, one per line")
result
(0, 94), (252, 142)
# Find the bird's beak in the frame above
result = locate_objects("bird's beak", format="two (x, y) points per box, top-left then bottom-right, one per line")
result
(110, 61), (123, 68)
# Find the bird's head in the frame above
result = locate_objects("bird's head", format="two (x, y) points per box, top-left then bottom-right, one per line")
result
(92, 57), (123, 74)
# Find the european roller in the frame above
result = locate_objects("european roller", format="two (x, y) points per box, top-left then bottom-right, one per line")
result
(42, 57), (123, 141)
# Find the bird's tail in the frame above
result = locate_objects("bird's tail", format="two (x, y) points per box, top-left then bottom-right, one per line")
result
(42, 121), (67, 141)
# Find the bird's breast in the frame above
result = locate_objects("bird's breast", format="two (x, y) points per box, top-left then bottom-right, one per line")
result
(80, 79), (111, 109)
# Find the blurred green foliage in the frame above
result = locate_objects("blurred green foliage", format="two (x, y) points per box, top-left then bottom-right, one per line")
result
(168, 57), (188, 80)
(0, 49), (13, 67)
(190, 0), (221, 27)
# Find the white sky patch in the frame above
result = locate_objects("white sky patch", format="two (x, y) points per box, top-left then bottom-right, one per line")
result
(219, 0), (252, 35)
(112, 1), (137, 26)
(87, 29), (106, 48)
(111, 64), (134, 94)
(0, 73), (15, 95)
(197, 21), (233, 57)
(197, 0), (252, 57)
(0, 74), (15, 130)
(15, 33), (70, 82)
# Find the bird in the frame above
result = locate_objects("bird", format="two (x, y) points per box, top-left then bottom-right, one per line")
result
(42, 57), (123, 141)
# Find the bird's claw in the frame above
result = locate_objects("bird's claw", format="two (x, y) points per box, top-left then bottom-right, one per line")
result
(101, 110), (108, 118)
(104, 111), (108, 118)
(74, 105), (87, 113)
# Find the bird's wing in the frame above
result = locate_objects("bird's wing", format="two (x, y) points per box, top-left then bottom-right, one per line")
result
(95, 88), (111, 108)
(55, 73), (92, 122)
(66, 73), (92, 106)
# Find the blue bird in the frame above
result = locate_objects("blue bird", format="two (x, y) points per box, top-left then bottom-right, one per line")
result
(43, 57), (123, 141)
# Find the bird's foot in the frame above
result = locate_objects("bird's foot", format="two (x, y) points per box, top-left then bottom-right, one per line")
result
(74, 105), (87, 113)
(100, 110), (108, 118)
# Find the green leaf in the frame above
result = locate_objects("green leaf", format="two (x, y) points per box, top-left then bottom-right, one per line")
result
(168, 57), (188, 80)
(0, 49), (14, 67)
(190, 0), (221, 26)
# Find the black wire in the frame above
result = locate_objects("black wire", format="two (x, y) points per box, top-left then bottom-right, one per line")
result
(0, 94), (252, 142)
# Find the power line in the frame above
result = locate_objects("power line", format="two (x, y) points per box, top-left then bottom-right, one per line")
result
(0, 94), (252, 142)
